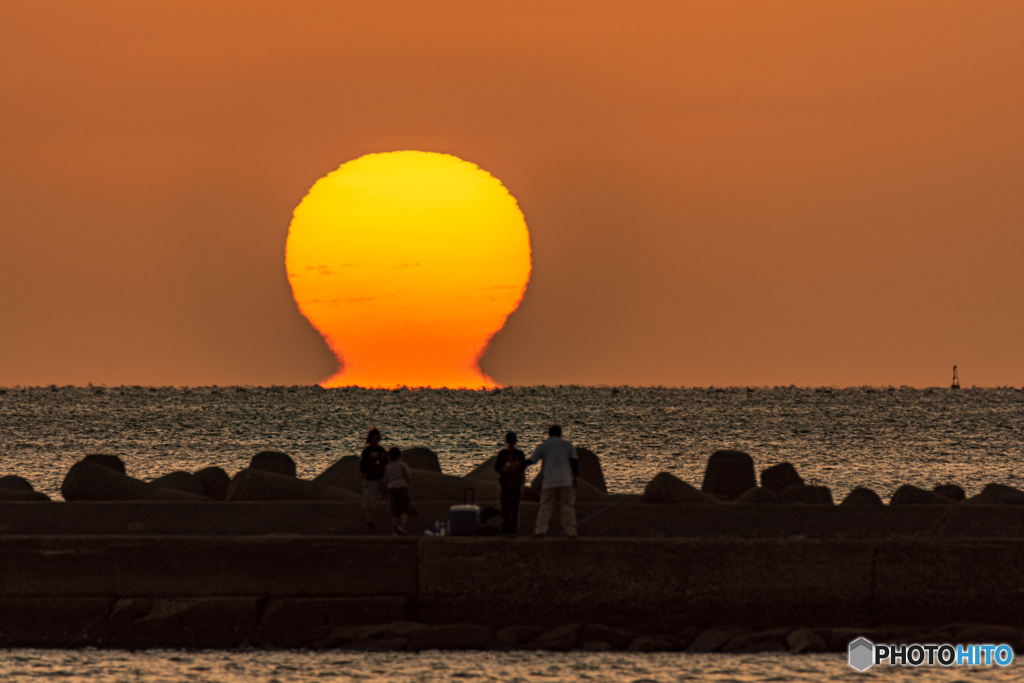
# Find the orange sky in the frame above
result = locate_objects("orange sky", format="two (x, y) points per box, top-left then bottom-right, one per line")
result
(1, 1), (1021, 387)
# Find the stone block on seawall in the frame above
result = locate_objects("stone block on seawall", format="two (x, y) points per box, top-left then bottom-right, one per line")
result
(828, 627), (888, 653)
(150, 471), (205, 497)
(484, 445), (605, 493)
(628, 635), (677, 652)
(310, 621), (426, 648)
(526, 474), (607, 503)
(61, 459), (144, 501)
(722, 626), (793, 653)
(193, 466), (231, 501)
(83, 453), (126, 473)
(841, 488), (883, 506)
(672, 626), (701, 650)
(580, 623), (635, 650)
(343, 636), (409, 651)
(399, 447), (442, 473)
(495, 625), (545, 649)
(889, 485), (956, 506)
(463, 456), (500, 482)
(0, 598), (111, 647)
(954, 625), (1024, 650)
(226, 468), (360, 502)
(61, 459), (206, 502)
(314, 455), (362, 493)
(760, 462), (804, 498)
(701, 450), (756, 501)
(0, 475), (36, 492)
(786, 628), (827, 653)
(687, 626), (754, 653)
(733, 486), (779, 505)
(320, 460), (493, 502)
(642, 472), (715, 504)
(315, 449), (442, 495)
(967, 483), (1024, 506)
(780, 485), (834, 505)
(407, 623), (495, 650)
(249, 451), (297, 477)
(575, 447), (608, 494)
(933, 484), (966, 502)
(109, 598), (151, 634)
(109, 597), (261, 648)
(527, 623), (581, 651)
(257, 597), (407, 648)
(377, 620), (431, 638)
(413, 469), (501, 502)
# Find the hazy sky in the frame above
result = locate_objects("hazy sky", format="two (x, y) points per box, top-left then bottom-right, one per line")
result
(1, 1), (1021, 387)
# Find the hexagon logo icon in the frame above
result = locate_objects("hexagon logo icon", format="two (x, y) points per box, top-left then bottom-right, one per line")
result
(849, 637), (875, 671)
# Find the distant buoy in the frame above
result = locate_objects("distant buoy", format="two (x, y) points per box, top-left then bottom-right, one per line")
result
(951, 365), (960, 390)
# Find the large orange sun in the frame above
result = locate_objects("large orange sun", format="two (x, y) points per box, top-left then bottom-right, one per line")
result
(285, 151), (532, 388)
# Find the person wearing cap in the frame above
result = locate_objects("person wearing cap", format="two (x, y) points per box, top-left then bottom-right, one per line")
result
(494, 431), (529, 536)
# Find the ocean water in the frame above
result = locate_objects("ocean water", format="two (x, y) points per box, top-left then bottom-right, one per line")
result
(1, 385), (1022, 500)
(2, 385), (1023, 680)
(0, 649), (1018, 682)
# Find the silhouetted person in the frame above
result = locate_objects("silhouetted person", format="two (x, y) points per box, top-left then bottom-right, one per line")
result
(384, 447), (412, 535)
(360, 428), (387, 531)
(494, 431), (529, 536)
(528, 424), (578, 538)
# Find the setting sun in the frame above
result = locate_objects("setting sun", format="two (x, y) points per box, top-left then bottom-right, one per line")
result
(285, 151), (532, 388)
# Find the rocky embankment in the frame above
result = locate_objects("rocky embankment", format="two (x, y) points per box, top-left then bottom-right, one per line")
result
(3, 446), (1023, 509)
(5, 595), (1023, 653)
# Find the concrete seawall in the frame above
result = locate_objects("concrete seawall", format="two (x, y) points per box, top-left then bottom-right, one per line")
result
(2, 502), (1022, 649)
(1, 531), (1023, 648)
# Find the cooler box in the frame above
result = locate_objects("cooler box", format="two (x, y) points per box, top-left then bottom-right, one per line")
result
(449, 489), (480, 536)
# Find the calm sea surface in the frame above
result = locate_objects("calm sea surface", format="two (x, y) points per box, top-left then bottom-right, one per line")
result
(2, 385), (1022, 500)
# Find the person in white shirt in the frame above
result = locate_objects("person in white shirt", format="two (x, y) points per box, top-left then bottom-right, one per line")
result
(528, 424), (579, 538)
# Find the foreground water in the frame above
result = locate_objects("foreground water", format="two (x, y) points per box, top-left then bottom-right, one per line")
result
(2, 385), (1022, 500)
(0, 650), (1018, 682)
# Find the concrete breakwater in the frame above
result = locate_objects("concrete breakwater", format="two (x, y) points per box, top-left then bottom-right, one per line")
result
(1, 524), (1023, 650)
(3, 448), (1024, 651)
